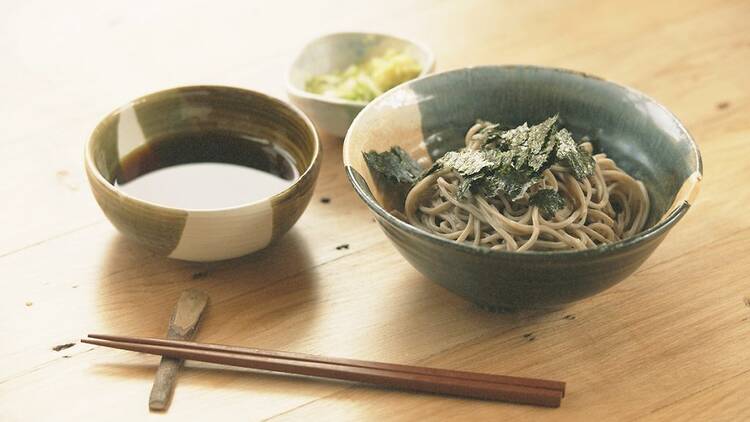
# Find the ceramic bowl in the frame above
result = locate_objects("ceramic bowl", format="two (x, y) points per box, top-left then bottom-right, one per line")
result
(86, 86), (321, 262)
(344, 66), (702, 311)
(287, 32), (435, 138)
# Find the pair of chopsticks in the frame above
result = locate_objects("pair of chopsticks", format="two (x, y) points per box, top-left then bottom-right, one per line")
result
(82, 334), (565, 407)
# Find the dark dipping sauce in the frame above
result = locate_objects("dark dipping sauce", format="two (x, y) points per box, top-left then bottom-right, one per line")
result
(114, 130), (299, 209)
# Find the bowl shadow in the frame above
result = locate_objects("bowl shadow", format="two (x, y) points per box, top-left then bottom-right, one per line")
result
(95, 228), (320, 346)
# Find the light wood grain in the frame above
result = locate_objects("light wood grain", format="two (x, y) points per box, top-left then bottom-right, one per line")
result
(1, 0), (748, 420)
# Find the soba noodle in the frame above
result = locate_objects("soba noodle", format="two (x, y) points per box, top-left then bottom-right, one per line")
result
(402, 122), (650, 252)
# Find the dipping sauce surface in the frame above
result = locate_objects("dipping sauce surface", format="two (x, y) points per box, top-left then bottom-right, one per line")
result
(114, 131), (299, 209)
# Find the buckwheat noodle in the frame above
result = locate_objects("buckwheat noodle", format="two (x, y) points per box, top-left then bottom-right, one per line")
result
(404, 123), (650, 251)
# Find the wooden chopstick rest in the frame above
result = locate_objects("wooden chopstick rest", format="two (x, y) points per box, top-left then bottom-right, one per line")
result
(148, 290), (209, 411)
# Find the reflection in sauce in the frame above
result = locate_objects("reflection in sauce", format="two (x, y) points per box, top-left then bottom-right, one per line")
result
(114, 131), (299, 209)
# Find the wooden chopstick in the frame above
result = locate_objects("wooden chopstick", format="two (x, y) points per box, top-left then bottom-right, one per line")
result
(82, 336), (563, 407)
(88, 334), (565, 396)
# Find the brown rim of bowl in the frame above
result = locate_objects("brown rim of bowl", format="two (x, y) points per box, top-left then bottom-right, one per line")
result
(343, 65), (703, 258)
(285, 31), (436, 107)
(85, 85), (321, 214)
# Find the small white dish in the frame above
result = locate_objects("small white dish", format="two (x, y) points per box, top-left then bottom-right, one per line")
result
(286, 32), (435, 138)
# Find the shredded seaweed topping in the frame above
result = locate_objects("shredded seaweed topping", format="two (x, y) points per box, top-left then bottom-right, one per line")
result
(554, 128), (595, 180)
(529, 188), (566, 218)
(436, 149), (501, 177)
(363, 116), (595, 213)
(363, 146), (423, 211)
(427, 116), (595, 201)
(470, 115), (558, 171)
(363, 146), (422, 185)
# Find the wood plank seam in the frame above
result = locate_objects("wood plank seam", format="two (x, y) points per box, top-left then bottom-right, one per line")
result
(0, 220), (104, 260)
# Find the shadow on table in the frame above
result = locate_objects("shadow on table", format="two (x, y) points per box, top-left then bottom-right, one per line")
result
(353, 265), (577, 366)
(92, 362), (495, 410)
(92, 362), (350, 394)
(94, 228), (320, 344)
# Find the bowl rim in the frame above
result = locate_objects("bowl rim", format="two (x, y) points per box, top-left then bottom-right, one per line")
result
(343, 65), (703, 259)
(84, 84), (321, 214)
(285, 31), (436, 108)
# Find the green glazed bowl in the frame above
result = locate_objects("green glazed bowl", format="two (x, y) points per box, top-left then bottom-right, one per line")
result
(343, 66), (702, 311)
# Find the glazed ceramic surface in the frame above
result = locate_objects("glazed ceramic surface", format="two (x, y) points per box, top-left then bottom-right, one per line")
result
(287, 32), (435, 138)
(344, 66), (702, 310)
(86, 86), (321, 262)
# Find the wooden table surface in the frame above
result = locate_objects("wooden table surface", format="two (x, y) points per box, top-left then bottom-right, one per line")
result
(2, 0), (748, 420)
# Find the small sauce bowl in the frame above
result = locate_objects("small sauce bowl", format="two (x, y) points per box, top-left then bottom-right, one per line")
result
(85, 86), (321, 262)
